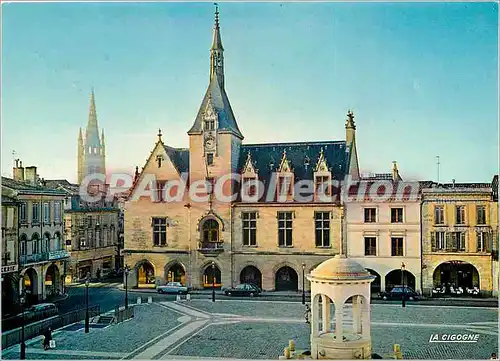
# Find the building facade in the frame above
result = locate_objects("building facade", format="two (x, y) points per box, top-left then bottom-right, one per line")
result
(1, 195), (20, 316)
(2, 163), (70, 306)
(45, 180), (121, 281)
(77, 90), (106, 184)
(421, 181), (496, 297)
(345, 166), (422, 294)
(123, 9), (360, 291)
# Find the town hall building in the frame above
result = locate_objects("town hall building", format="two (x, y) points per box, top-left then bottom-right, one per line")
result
(123, 8), (361, 291)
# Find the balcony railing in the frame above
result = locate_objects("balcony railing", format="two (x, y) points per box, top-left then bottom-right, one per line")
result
(48, 250), (71, 261)
(20, 253), (49, 265)
(197, 241), (224, 256)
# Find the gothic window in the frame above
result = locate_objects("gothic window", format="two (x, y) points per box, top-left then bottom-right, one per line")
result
(204, 119), (215, 131)
(243, 177), (257, 197)
(277, 176), (292, 197)
(315, 212), (330, 247)
(202, 219), (219, 243)
(152, 217), (167, 246)
(277, 212), (293, 247)
(242, 212), (257, 246)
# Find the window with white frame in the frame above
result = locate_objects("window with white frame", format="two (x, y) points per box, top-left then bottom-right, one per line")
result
(435, 231), (446, 250)
(477, 232), (489, 252)
(152, 217), (167, 246)
(20, 202), (27, 223)
(455, 206), (465, 225)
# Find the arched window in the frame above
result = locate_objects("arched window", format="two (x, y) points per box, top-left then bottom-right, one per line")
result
(202, 219), (219, 243)
(43, 232), (51, 252)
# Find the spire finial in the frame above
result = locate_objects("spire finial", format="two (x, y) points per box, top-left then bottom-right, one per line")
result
(214, 3), (219, 27)
(158, 128), (163, 141)
(346, 109), (356, 129)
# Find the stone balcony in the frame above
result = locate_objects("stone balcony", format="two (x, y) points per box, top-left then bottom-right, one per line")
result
(197, 241), (224, 256)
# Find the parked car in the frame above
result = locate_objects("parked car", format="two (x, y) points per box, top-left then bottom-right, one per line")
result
(157, 282), (189, 294)
(379, 286), (420, 301)
(16, 303), (59, 321)
(224, 283), (262, 297)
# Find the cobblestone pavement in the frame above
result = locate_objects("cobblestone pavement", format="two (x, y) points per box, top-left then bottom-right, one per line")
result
(2, 300), (497, 360)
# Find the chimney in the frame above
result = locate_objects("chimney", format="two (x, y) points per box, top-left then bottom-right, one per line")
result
(24, 166), (38, 184)
(392, 161), (401, 181)
(13, 159), (25, 181)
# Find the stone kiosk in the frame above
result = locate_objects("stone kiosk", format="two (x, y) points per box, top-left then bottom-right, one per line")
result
(307, 255), (375, 359)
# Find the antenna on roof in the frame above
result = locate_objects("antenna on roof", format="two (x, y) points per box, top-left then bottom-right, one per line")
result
(436, 156), (440, 184)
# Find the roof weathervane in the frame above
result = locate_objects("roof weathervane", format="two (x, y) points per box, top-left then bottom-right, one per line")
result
(158, 128), (163, 141)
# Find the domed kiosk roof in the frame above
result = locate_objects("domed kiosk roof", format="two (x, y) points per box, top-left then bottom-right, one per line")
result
(309, 255), (374, 282)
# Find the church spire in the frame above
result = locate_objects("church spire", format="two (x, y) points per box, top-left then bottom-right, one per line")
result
(210, 3), (224, 86)
(88, 89), (99, 130)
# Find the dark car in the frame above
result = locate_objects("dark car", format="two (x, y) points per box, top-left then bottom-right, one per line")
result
(224, 283), (262, 297)
(379, 286), (420, 301)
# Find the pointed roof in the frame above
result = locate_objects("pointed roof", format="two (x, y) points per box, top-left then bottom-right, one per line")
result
(211, 4), (223, 51)
(85, 90), (102, 147)
(188, 6), (243, 139)
(345, 109), (356, 129)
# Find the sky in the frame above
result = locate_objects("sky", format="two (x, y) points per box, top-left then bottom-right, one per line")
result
(1, 2), (498, 183)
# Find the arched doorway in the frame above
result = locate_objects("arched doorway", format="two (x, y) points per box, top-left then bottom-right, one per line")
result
(2, 275), (17, 316)
(240, 265), (262, 289)
(202, 264), (221, 289)
(137, 261), (155, 288)
(23, 268), (38, 305)
(385, 269), (416, 292)
(433, 261), (480, 295)
(166, 263), (186, 285)
(275, 266), (298, 291)
(45, 264), (60, 297)
(366, 268), (381, 294)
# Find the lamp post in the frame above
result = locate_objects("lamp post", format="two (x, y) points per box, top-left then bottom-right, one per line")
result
(211, 261), (216, 302)
(302, 263), (306, 305)
(19, 290), (26, 360)
(85, 272), (90, 333)
(124, 265), (130, 309)
(401, 262), (406, 308)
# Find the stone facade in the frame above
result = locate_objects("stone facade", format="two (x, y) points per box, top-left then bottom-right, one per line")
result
(2, 171), (70, 306)
(346, 177), (422, 293)
(421, 182), (496, 296)
(123, 10), (357, 291)
(1, 195), (20, 315)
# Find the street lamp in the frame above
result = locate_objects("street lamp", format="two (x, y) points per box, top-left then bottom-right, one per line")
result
(124, 265), (130, 309)
(302, 263), (306, 305)
(85, 272), (90, 333)
(211, 261), (216, 302)
(19, 290), (26, 360)
(401, 262), (406, 308)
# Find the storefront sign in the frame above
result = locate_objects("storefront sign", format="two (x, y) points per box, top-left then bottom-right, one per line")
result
(1, 265), (18, 273)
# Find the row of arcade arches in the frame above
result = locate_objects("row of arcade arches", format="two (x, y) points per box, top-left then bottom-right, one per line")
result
(132, 260), (481, 293)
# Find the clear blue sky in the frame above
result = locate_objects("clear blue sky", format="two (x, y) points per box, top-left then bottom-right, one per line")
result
(2, 2), (498, 183)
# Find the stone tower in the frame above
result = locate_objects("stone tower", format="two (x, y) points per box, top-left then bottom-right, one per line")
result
(77, 90), (106, 184)
(187, 5), (243, 186)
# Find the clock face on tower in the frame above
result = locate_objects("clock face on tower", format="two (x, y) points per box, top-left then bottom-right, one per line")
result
(205, 137), (216, 151)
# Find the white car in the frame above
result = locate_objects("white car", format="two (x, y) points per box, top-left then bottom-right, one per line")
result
(156, 282), (189, 294)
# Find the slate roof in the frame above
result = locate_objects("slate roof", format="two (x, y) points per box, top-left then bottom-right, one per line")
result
(236, 141), (349, 201)
(1, 177), (67, 196)
(187, 75), (243, 139)
(164, 146), (190, 174)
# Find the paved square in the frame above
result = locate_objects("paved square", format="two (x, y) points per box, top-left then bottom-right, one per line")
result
(2, 300), (497, 360)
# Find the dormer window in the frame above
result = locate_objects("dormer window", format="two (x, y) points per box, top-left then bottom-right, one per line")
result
(243, 177), (257, 197)
(314, 175), (331, 197)
(205, 119), (215, 131)
(277, 175), (293, 197)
